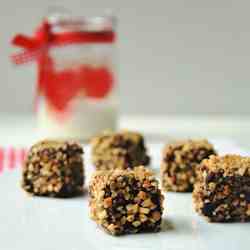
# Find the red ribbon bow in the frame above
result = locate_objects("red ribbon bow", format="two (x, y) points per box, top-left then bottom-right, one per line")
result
(11, 21), (115, 64)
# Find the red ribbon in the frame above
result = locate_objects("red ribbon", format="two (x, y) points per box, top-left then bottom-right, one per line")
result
(11, 21), (115, 65)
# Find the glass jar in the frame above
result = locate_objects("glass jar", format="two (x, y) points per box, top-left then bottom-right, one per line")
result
(36, 14), (118, 141)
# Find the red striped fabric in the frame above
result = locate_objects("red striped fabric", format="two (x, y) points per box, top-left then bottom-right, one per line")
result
(8, 147), (16, 169)
(20, 148), (27, 164)
(0, 148), (4, 173)
(0, 147), (27, 175)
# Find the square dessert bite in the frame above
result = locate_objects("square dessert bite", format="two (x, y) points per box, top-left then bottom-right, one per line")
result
(193, 155), (250, 222)
(89, 166), (164, 235)
(161, 139), (216, 192)
(91, 130), (150, 170)
(22, 140), (84, 197)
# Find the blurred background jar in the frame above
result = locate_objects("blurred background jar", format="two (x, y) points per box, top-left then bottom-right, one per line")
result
(34, 13), (118, 141)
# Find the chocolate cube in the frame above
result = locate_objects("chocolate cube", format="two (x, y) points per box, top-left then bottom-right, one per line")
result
(161, 139), (216, 192)
(89, 166), (164, 235)
(22, 140), (84, 197)
(193, 155), (250, 222)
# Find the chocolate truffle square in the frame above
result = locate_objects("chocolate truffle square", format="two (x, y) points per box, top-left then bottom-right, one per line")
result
(91, 130), (150, 170)
(89, 166), (164, 235)
(193, 155), (250, 222)
(22, 140), (84, 197)
(161, 139), (216, 192)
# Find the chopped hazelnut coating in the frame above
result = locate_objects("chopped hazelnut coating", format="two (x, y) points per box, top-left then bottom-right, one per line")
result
(22, 140), (84, 197)
(91, 130), (150, 170)
(89, 166), (164, 235)
(193, 155), (250, 222)
(160, 139), (216, 192)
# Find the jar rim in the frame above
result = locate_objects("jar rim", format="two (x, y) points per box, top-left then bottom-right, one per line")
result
(47, 14), (116, 33)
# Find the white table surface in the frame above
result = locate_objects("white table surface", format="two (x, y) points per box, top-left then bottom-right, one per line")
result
(1, 114), (250, 250)
(1, 114), (250, 148)
(1, 141), (250, 250)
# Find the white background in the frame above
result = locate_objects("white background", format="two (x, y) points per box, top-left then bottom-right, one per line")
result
(1, 0), (250, 115)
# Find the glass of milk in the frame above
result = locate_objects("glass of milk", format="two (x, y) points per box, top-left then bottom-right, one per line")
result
(36, 13), (118, 141)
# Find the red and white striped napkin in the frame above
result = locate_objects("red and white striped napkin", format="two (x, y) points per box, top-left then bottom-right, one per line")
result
(0, 147), (27, 174)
